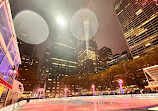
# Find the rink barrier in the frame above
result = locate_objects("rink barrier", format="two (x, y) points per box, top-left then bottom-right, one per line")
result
(29, 93), (158, 103)
(0, 100), (27, 111)
(0, 94), (158, 110)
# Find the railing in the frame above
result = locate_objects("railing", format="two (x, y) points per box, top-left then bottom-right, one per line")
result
(0, 100), (27, 111)
(1, 93), (158, 110)
(29, 93), (158, 103)
(149, 82), (158, 86)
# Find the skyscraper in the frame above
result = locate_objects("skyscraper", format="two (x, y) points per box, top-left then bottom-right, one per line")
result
(39, 48), (50, 87)
(40, 37), (78, 97)
(17, 38), (39, 92)
(17, 55), (39, 91)
(114, 0), (158, 58)
(77, 37), (99, 75)
(98, 46), (113, 66)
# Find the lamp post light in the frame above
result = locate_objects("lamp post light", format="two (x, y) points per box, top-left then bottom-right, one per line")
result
(64, 87), (68, 97)
(10, 69), (17, 75)
(118, 79), (124, 94)
(38, 88), (43, 99)
(91, 84), (95, 96)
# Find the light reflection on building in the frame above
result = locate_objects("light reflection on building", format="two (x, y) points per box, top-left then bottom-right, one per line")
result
(114, 0), (158, 59)
(77, 37), (99, 75)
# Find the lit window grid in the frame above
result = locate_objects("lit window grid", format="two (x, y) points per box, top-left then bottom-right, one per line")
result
(115, 0), (158, 58)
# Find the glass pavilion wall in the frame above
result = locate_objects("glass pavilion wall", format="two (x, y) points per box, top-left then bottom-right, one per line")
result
(0, 0), (21, 107)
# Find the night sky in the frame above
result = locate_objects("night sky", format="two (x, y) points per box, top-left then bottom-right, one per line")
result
(10, 0), (128, 57)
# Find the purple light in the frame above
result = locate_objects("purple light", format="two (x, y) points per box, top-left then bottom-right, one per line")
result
(39, 88), (43, 91)
(91, 84), (95, 96)
(9, 70), (12, 73)
(38, 88), (43, 99)
(64, 87), (68, 97)
(118, 79), (123, 84)
(118, 79), (124, 94)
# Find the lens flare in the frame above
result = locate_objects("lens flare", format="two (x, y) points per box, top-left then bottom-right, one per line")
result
(14, 10), (49, 44)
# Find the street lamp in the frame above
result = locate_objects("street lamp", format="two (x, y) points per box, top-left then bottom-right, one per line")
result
(10, 69), (18, 76)
(91, 84), (95, 96)
(10, 65), (18, 76)
(64, 87), (68, 97)
(118, 79), (124, 94)
(38, 88), (43, 99)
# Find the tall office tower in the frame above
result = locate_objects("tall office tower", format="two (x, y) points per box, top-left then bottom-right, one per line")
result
(98, 46), (113, 66)
(0, 0), (21, 107)
(114, 0), (158, 58)
(17, 55), (39, 91)
(39, 49), (51, 87)
(17, 38), (39, 92)
(77, 37), (99, 75)
(77, 18), (99, 75)
(17, 39), (35, 57)
(41, 37), (78, 97)
(71, 9), (99, 75)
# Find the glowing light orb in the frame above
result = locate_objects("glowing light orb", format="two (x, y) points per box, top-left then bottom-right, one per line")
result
(118, 79), (123, 84)
(14, 10), (49, 44)
(57, 16), (66, 26)
(13, 70), (17, 74)
(91, 84), (95, 89)
(70, 9), (98, 40)
(64, 87), (68, 92)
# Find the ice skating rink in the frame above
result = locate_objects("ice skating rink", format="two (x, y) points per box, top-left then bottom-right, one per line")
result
(14, 97), (158, 111)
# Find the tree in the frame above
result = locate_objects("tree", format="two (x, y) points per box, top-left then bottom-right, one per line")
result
(60, 47), (158, 90)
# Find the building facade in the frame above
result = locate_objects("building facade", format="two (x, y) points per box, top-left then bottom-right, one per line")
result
(98, 46), (113, 65)
(17, 55), (39, 91)
(114, 0), (158, 59)
(77, 37), (99, 75)
(0, 0), (21, 107)
(40, 37), (78, 97)
(39, 48), (50, 88)
(105, 54), (129, 70)
(113, 54), (120, 59)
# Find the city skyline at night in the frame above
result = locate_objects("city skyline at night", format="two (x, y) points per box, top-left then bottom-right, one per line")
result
(1, 0), (158, 110)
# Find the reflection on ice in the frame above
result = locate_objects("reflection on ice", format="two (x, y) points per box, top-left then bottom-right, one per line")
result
(15, 95), (158, 111)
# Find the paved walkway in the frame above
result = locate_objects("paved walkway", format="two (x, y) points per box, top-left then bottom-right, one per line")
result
(14, 97), (158, 111)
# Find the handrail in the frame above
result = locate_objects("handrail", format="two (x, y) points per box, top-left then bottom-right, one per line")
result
(0, 100), (27, 111)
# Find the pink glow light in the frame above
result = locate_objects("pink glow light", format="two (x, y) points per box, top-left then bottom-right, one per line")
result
(13, 70), (17, 74)
(91, 84), (95, 89)
(39, 88), (43, 92)
(64, 87), (68, 97)
(15, 97), (158, 111)
(91, 84), (95, 96)
(118, 79), (123, 84)
(9, 70), (12, 73)
(64, 88), (68, 92)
